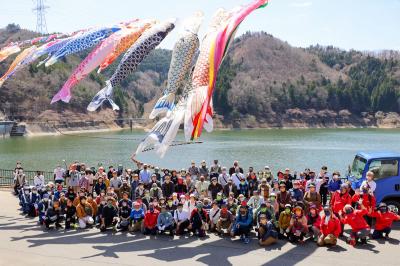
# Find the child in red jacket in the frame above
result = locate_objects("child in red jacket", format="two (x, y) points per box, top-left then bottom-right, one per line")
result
(143, 203), (160, 235)
(331, 184), (352, 235)
(371, 203), (400, 239)
(318, 206), (341, 246)
(339, 204), (370, 246)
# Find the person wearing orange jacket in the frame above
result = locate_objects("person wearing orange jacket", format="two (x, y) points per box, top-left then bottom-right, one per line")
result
(351, 186), (376, 226)
(339, 204), (370, 246)
(371, 203), (400, 239)
(143, 203), (160, 235)
(318, 206), (341, 246)
(330, 183), (352, 235)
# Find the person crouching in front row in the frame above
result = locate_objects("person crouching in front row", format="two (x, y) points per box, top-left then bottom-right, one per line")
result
(231, 204), (253, 244)
(143, 203), (159, 235)
(287, 206), (308, 243)
(174, 203), (190, 235)
(157, 205), (175, 235)
(371, 203), (400, 240)
(76, 196), (94, 229)
(318, 206), (341, 246)
(100, 198), (118, 232)
(129, 201), (145, 232)
(258, 214), (278, 246)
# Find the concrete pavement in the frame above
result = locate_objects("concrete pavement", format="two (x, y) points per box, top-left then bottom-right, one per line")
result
(0, 190), (399, 266)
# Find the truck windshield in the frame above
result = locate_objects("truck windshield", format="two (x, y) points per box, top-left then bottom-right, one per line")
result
(351, 156), (367, 179)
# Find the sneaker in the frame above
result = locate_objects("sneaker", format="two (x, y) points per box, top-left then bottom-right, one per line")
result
(240, 234), (245, 241)
(243, 237), (250, 244)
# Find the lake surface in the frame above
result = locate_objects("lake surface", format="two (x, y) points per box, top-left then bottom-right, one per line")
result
(0, 128), (399, 174)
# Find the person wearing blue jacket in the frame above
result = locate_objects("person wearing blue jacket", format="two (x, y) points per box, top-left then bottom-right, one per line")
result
(328, 172), (342, 193)
(129, 201), (145, 232)
(157, 205), (175, 235)
(289, 180), (304, 202)
(231, 204), (253, 244)
(28, 187), (41, 217)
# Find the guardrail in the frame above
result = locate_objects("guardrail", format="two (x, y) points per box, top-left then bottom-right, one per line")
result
(0, 169), (54, 188)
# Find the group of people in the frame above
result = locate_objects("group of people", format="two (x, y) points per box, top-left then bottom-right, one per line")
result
(13, 159), (400, 247)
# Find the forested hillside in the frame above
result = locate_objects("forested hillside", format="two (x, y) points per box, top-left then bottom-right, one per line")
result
(0, 25), (399, 128)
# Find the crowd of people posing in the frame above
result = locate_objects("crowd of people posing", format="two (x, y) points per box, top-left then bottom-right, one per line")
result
(13, 159), (400, 247)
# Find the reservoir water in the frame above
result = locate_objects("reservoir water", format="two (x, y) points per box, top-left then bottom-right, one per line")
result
(0, 128), (399, 174)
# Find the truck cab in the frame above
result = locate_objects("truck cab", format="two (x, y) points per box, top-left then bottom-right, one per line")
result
(348, 151), (400, 212)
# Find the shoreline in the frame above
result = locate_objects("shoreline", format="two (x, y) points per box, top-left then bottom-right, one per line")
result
(21, 124), (400, 137)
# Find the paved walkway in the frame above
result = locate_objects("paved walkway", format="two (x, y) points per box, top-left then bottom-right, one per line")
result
(0, 190), (399, 266)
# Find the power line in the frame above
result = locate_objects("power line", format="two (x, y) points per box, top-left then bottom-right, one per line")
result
(32, 0), (49, 34)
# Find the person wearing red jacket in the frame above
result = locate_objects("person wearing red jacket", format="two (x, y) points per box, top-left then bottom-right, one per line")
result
(339, 204), (370, 246)
(371, 203), (400, 239)
(143, 203), (160, 235)
(318, 206), (341, 246)
(331, 184), (352, 234)
(351, 186), (376, 226)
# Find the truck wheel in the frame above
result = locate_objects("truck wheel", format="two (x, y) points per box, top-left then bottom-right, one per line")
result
(384, 201), (400, 214)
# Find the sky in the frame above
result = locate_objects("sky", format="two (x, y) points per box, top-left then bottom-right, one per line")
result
(1, 0), (400, 51)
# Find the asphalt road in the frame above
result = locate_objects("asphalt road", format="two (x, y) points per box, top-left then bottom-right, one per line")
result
(0, 190), (399, 266)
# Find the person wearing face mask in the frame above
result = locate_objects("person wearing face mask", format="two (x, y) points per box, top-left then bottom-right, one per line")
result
(214, 192), (224, 207)
(188, 161), (200, 181)
(231, 167), (244, 188)
(189, 202), (209, 237)
(328, 172), (342, 194)
(119, 181), (131, 199)
(223, 179), (238, 199)
(76, 196), (94, 229)
(360, 171), (377, 194)
(229, 161), (243, 176)
(331, 184), (352, 221)
(278, 204), (292, 239)
(195, 175), (209, 199)
(135, 182), (146, 199)
(287, 206), (308, 243)
(162, 175), (175, 199)
(20, 186), (32, 215)
(318, 206), (341, 246)
(218, 167), (230, 187)
(33, 171), (45, 192)
(118, 199), (132, 231)
(44, 199), (62, 229)
(261, 166), (273, 183)
(256, 201), (276, 227)
(339, 204), (370, 246)
(351, 185), (376, 226)
(65, 198), (77, 229)
(277, 183), (292, 213)
(130, 174), (140, 200)
(238, 177), (250, 199)
(289, 180), (304, 203)
(303, 183), (322, 212)
(148, 174), (161, 190)
(37, 194), (51, 225)
(157, 205), (175, 235)
(79, 169), (91, 193)
(174, 203), (190, 235)
(87, 193), (98, 221)
(231, 204), (253, 244)
(258, 214), (278, 246)
(175, 177), (188, 197)
(210, 160), (222, 179)
(370, 203), (400, 239)
(139, 164), (151, 185)
(307, 205), (321, 242)
(27, 187), (40, 217)
(208, 201), (221, 232)
(149, 183), (163, 200)
(199, 160), (209, 179)
(129, 201), (145, 232)
(247, 191), (262, 220)
(216, 205), (234, 235)
(100, 198), (118, 232)
(144, 203), (160, 235)
(184, 174), (196, 195)
(208, 177), (223, 200)
(94, 177), (107, 196)
(73, 188), (87, 207)
(166, 197), (176, 213)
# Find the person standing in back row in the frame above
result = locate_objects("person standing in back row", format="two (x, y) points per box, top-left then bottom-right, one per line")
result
(229, 161), (243, 176)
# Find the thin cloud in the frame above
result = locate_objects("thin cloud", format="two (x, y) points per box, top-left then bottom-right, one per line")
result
(290, 1), (313, 8)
